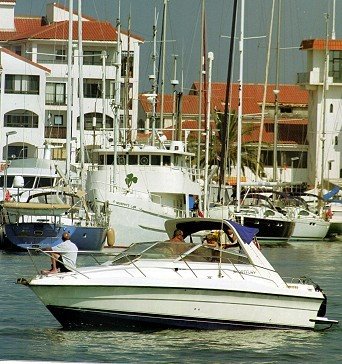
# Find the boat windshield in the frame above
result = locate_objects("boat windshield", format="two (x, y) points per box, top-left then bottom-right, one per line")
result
(111, 241), (250, 265)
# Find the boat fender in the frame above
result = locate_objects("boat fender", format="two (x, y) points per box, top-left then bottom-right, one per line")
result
(253, 237), (261, 250)
(106, 227), (115, 247)
(324, 207), (333, 221)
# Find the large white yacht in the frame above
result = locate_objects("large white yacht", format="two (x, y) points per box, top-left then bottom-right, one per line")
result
(85, 139), (202, 246)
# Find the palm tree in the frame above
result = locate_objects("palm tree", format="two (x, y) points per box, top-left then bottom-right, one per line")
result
(187, 110), (266, 180)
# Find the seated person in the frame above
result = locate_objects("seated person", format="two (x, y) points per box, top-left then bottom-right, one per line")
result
(41, 232), (78, 274)
(203, 233), (219, 248)
(169, 229), (185, 242)
(221, 228), (239, 248)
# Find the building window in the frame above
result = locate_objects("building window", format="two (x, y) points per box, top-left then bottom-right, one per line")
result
(279, 106), (293, 114)
(335, 136), (339, 146)
(5, 75), (39, 94)
(77, 112), (114, 130)
(83, 51), (103, 65)
(329, 51), (342, 83)
(121, 51), (134, 77)
(83, 79), (102, 98)
(4, 109), (39, 128)
(8, 146), (28, 159)
(56, 49), (67, 62)
(46, 83), (66, 105)
(12, 46), (22, 56)
(54, 115), (63, 125)
(330, 103), (334, 113)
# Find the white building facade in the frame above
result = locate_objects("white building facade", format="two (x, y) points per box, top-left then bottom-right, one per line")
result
(298, 39), (342, 189)
(0, 1), (143, 162)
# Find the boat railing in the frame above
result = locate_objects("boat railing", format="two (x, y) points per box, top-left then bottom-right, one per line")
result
(26, 248), (120, 277)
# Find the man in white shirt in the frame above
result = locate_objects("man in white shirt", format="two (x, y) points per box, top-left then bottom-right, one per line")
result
(41, 232), (78, 274)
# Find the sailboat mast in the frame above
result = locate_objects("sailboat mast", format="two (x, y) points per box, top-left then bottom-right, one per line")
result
(332, 0), (336, 40)
(255, 0), (275, 180)
(318, 13), (330, 198)
(272, 0), (281, 182)
(160, 0), (168, 131)
(151, 8), (158, 147)
(236, 0), (245, 213)
(66, 0), (73, 182)
(113, 2), (122, 186)
(124, 10), (131, 145)
(197, 0), (205, 171)
(218, 0), (238, 201)
(203, 52), (214, 216)
(78, 0), (85, 188)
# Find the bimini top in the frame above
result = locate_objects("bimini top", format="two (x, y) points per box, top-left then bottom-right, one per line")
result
(165, 217), (258, 245)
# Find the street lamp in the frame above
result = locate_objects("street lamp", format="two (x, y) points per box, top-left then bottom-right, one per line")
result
(291, 156), (299, 191)
(4, 131), (17, 195)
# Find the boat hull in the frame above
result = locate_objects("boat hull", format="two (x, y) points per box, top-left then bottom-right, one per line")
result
(1, 223), (107, 251)
(30, 284), (323, 330)
(290, 219), (330, 241)
(235, 216), (294, 243)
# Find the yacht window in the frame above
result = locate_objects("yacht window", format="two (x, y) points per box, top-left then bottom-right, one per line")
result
(117, 156), (126, 165)
(128, 155), (138, 165)
(163, 156), (171, 166)
(140, 155), (149, 165)
(36, 177), (56, 188)
(151, 155), (161, 165)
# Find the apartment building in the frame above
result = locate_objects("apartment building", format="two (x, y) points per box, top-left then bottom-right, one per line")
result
(0, 1), (143, 162)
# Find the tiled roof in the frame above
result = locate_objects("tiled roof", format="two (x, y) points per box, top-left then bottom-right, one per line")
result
(0, 46), (51, 72)
(8, 20), (118, 42)
(191, 82), (308, 115)
(139, 94), (223, 115)
(0, 15), (143, 43)
(140, 83), (308, 117)
(0, 18), (42, 41)
(301, 39), (342, 51)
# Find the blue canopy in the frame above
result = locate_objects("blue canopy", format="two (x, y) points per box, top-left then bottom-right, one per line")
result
(323, 186), (340, 201)
(228, 220), (259, 245)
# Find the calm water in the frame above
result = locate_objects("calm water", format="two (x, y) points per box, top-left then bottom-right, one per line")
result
(0, 241), (342, 363)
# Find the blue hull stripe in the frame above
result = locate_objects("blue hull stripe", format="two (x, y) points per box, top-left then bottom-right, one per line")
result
(47, 305), (308, 331)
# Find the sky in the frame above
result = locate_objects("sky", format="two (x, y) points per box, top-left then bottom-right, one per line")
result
(14, 0), (342, 94)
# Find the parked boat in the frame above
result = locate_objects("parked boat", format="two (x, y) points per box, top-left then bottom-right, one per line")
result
(0, 156), (69, 202)
(0, 190), (107, 252)
(17, 217), (338, 330)
(268, 192), (330, 241)
(209, 192), (294, 244)
(85, 140), (202, 246)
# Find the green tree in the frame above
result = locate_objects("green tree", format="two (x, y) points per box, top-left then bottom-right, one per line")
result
(187, 111), (266, 180)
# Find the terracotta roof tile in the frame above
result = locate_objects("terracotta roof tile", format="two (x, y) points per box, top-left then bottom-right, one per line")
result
(300, 39), (342, 51)
(192, 82), (308, 115)
(0, 18), (42, 41)
(0, 17), (143, 43)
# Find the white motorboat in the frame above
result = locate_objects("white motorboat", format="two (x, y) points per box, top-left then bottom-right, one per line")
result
(85, 141), (202, 246)
(17, 218), (337, 330)
(208, 193), (295, 244)
(269, 192), (330, 241)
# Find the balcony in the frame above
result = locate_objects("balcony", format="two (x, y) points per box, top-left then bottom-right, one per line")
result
(297, 69), (321, 86)
(45, 126), (67, 139)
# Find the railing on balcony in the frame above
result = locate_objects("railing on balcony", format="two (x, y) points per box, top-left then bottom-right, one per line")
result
(297, 72), (310, 84)
(45, 126), (67, 139)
